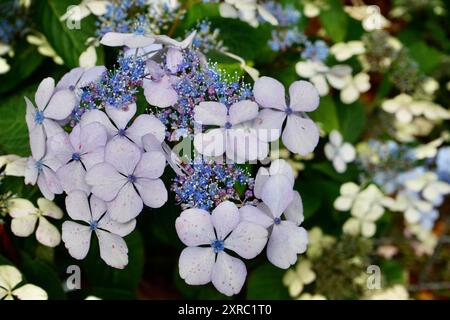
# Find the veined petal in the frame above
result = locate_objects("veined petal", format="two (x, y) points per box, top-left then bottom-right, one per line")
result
(211, 252), (246, 297)
(175, 208), (215, 246)
(179, 247), (215, 285)
(253, 76), (287, 110)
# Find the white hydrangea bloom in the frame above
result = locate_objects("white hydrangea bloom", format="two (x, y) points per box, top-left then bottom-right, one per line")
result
(0, 265), (47, 300)
(324, 130), (356, 173)
(283, 260), (316, 298)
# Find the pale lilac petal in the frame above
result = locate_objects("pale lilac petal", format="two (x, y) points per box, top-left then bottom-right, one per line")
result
(211, 201), (240, 240)
(267, 222), (308, 269)
(166, 47), (183, 73)
(261, 175), (294, 218)
(229, 100), (259, 125)
(42, 155), (62, 171)
(25, 158), (38, 185)
(179, 247), (215, 285)
(62, 221), (92, 260)
(126, 114), (166, 146)
(175, 208), (215, 246)
(194, 102), (227, 126)
(134, 151), (165, 179)
(47, 131), (73, 164)
(42, 118), (64, 138)
(225, 222), (268, 259)
(125, 34), (155, 48)
(146, 60), (164, 80)
(71, 122), (107, 155)
(134, 178), (168, 208)
(36, 217), (61, 247)
(282, 114), (320, 156)
(85, 163), (127, 202)
(35, 77), (55, 110)
(80, 148), (104, 170)
(57, 161), (89, 194)
(98, 214), (136, 237)
(253, 109), (285, 142)
(105, 103), (136, 130)
(226, 128), (268, 163)
(77, 66), (106, 88)
(142, 133), (163, 153)
(80, 109), (117, 137)
(65, 190), (91, 222)
(96, 229), (128, 269)
(89, 195), (107, 221)
(44, 89), (76, 120)
(143, 76), (178, 108)
(104, 138), (141, 175)
(211, 252), (246, 297)
(25, 97), (36, 132)
(100, 32), (130, 46)
(107, 182), (143, 223)
(29, 125), (46, 160)
(239, 205), (273, 228)
(193, 129), (226, 157)
(253, 167), (269, 199)
(284, 191), (304, 226)
(289, 80), (320, 112)
(269, 159), (295, 186)
(253, 76), (287, 111)
(41, 167), (63, 196)
(55, 67), (84, 90)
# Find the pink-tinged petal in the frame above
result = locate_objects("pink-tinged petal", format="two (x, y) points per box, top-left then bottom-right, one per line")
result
(98, 213), (136, 237)
(194, 102), (227, 126)
(89, 195), (107, 221)
(284, 191), (304, 226)
(107, 182), (143, 223)
(229, 100), (259, 125)
(48, 131), (73, 164)
(65, 190), (91, 222)
(289, 80), (320, 112)
(226, 127), (268, 163)
(80, 109), (117, 137)
(71, 122), (107, 154)
(211, 252), (246, 297)
(134, 178), (168, 208)
(267, 222), (308, 269)
(42, 167), (63, 195)
(211, 201), (240, 240)
(62, 221), (92, 260)
(57, 161), (89, 194)
(55, 67), (84, 90)
(126, 114), (166, 147)
(253, 76), (287, 111)
(25, 97), (36, 132)
(134, 151), (165, 179)
(42, 118), (64, 138)
(179, 247), (215, 285)
(253, 109), (285, 142)
(77, 66), (106, 88)
(105, 103), (136, 130)
(29, 125), (46, 160)
(166, 47), (183, 73)
(193, 129), (226, 157)
(239, 205), (273, 228)
(143, 76), (178, 108)
(36, 217), (61, 247)
(225, 222), (268, 259)
(261, 175), (294, 218)
(35, 77), (55, 110)
(104, 138), (141, 176)
(96, 229), (129, 269)
(253, 167), (269, 199)
(80, 148), (104, 171)
(269, 159), (295, 186)
(44, 89), (76, 120)
(25, 158), (38, 185)
(175, 208), (215, 246)
(85, 163), (127, 201)
(282, 114), (319, 156)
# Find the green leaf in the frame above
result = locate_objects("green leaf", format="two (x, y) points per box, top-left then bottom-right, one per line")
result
(337, 100), (366, 144)
(319, 0), (348, 42)
(19, 251), (66, 299)
(0, 41), (44, 95)
(35, 0), (98, 68)
(247, 263), (290, 299)
(408, 41), (443, 73)
(380, 260), (407, 286)
(310, 95), (340, 133)
(0, 85), (37, 156)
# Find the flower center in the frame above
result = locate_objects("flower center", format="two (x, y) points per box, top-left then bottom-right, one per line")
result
(89, 220), (98, 231)
(211, 240), (225, 253)
(34, 111), (44, 124)
(35, 160), (44, 173)
(127, 174), (136, 183)
(274, 217), (281, 225)
(224, 121), (232, 129)
(71, 152), (81, 161)
(285, 107), (293, 115)
(118, 128), (127, 136)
